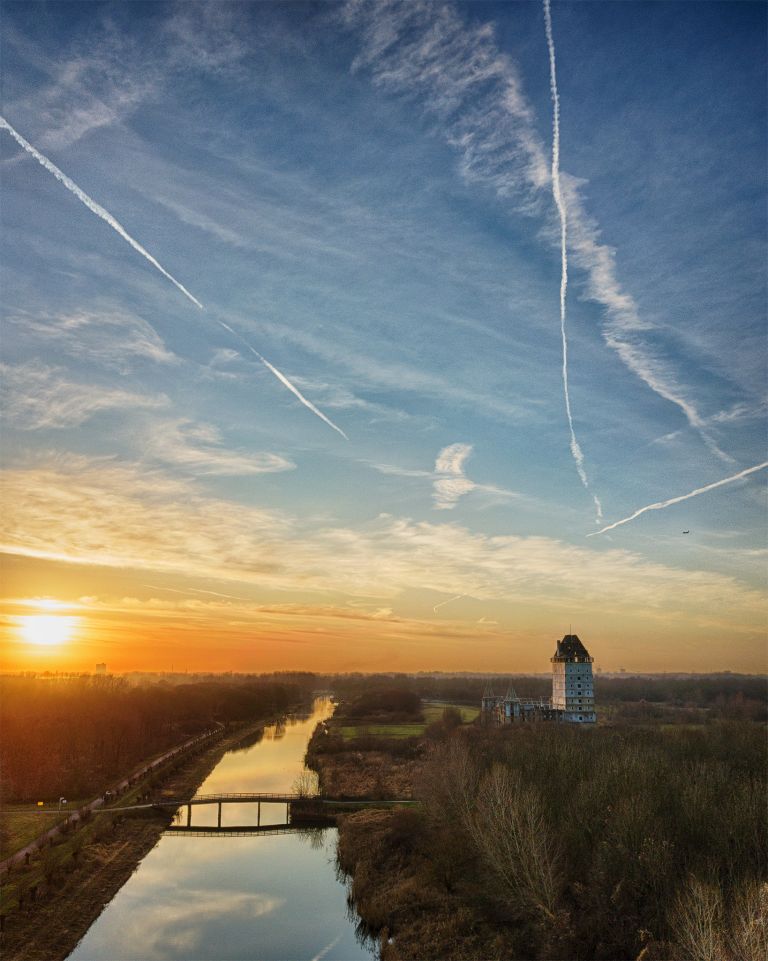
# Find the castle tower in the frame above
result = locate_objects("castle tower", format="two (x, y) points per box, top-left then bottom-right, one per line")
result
(551, 634), (596, 723)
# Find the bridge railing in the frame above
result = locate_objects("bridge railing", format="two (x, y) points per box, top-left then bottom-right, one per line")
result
(193, 792), (315, 800)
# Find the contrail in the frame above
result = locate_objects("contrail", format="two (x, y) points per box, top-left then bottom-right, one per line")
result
(217, 322), (348, 440)
(142, 584), (249, 601)
(1, 115), (349, 440)
(588, 461), (768, 536)
(309, 933), (343, 961)
(1, 115), (203, 309)
(433, 594), (466, 613)
(543, 1), (602, 524)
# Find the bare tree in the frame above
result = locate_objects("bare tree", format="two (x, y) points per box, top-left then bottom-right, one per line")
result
(670, 876), (725, 961)
(468, 764), (562, 922)
(292, 768), (319, 797)
(727, 881), (768, 961)
(416, 738), (478, 829)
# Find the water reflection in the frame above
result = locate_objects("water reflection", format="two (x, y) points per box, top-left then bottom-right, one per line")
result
(68, 698), (374, 961)
(228, 727), (264, 754)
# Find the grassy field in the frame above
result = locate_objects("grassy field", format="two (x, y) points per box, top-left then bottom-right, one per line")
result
(423, 703), (479, 724)
(1, 803), (87, 859)
(339, 723), (425, 739)
(338, 702), (479, 739)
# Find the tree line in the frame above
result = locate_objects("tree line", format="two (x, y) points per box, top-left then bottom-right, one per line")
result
(325, 671), (767, 721)
(0, 674), (311, 802)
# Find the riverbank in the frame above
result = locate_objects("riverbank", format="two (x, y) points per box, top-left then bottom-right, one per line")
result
(337, 807), (514, 961)
(0, 713), (292, 961)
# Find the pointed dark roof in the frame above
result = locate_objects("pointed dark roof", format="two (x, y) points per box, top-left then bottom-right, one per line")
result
(552, 634), (592, 661)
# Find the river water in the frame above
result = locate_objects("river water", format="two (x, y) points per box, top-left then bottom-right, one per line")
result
(68, 698), (375, 961)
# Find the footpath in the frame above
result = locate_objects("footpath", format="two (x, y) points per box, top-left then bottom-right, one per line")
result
(0, 722), (224, 874)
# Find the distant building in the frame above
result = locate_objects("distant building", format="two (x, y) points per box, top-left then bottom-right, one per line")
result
(551, 634), (596, 723)
(481, 634), (596, 725)
(95, 663), (107, 675)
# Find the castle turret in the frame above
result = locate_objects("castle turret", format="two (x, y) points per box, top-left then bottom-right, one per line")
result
(551, 634), (596, 723)
(503, 685), (521, 721)
(480, 681), (497, 715)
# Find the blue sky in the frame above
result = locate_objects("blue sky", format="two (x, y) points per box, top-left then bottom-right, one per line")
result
(1, 1), (765, 673)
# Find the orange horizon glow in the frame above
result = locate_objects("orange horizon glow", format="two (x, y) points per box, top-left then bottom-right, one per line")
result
(1, 587), (765, 676)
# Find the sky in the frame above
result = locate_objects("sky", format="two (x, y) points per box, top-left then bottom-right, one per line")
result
(1, 0), (766, 675)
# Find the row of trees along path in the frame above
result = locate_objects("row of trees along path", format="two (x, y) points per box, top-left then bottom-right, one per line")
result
(0, 722), (224, 875)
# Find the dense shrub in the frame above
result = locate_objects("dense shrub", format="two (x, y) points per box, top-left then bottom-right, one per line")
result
(407, 721), (767, 960)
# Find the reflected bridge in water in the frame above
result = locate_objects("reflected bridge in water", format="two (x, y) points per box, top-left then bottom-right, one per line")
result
(165, 824), (314, 838)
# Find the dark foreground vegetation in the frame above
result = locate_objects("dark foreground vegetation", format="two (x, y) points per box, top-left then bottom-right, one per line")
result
(324, 680), (767, 961)
(0, 673), (312, 803)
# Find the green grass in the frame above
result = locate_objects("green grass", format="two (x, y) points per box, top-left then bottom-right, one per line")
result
(338, 702), (480, 740)
(1, 802), (87, 859)
(339, 723), (425, 739)
(422, 703), (479, 724)
(0, 811), (106, 914)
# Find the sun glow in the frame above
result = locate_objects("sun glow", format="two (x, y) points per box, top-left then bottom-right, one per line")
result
(19, 614), (79, 647)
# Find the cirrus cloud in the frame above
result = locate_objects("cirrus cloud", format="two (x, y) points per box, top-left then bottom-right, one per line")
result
(1, 456), (764, 634)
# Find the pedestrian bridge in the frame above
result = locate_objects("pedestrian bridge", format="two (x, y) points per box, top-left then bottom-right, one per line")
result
(149, 792), (414, 830)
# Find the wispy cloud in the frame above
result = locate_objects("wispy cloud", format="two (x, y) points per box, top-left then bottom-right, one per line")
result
(589, 461), (768, 537)
(374, 443), (519, 510)
(0, 115), (204, 309)
(143, 419), (295, 476)
(289, 376), (420, 425)
(1, 361), (167, 428)
(708, 401), (768, 426)
(7, 307), (179, 371)
(2, 24), (157, 151)
(433, 443), (477, 509)
(4, 455), (763, 634)
(341, 0), (734, 461)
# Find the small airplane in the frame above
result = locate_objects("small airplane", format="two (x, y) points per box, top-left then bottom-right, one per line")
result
(682, 530), (690, 534)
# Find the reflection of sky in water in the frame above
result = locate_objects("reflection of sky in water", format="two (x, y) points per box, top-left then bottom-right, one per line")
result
(68, 700), (373, 961)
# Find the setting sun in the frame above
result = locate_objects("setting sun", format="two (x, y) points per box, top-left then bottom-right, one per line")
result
(19, 614), (79, 647)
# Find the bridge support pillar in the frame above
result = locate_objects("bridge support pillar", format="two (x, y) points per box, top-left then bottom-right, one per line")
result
(217, 802), (222, 828)
(257, 801), (260, 827)
(186, 804), (191, 828)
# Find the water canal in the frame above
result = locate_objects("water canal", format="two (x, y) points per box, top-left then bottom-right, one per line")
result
(68, 698), (375, 961)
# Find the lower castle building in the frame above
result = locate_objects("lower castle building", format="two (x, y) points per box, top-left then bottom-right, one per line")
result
(481, 633), (596, 725)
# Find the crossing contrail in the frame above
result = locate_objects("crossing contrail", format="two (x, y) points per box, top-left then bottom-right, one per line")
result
(543, 1), (602, 524)
(588, 461), (768, 536)
(0, 115), (203, 309)
(217, 322), (348, 440)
